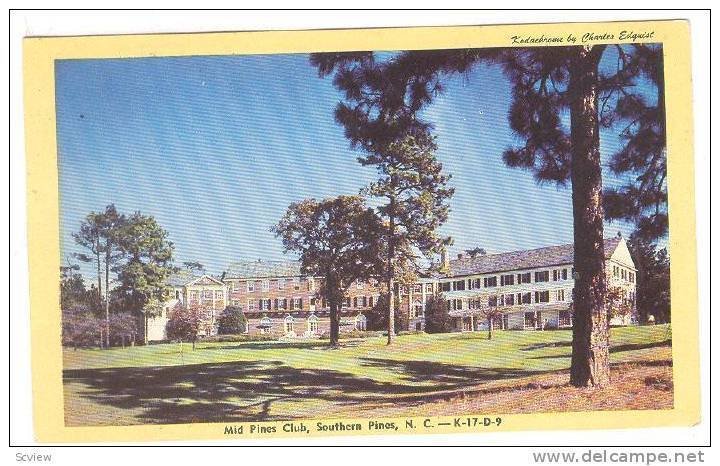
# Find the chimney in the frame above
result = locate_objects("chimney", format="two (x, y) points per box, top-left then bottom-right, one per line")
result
(441, 248), (450, 271)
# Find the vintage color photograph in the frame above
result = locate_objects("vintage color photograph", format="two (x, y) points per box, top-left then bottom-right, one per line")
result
(56, 44), (672, 427)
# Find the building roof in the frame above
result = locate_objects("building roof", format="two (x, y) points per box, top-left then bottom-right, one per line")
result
(442, 237), (623, 278)
(167, 270), (222, 287)
(167, 270), (201, 287)
(222, 260), (302, 280)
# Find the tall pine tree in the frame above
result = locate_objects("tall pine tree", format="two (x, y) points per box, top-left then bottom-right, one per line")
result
(361, 134), (453, 344)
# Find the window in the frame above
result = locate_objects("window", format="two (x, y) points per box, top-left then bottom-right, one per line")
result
(247, 281), (255, 293)
(413, 284), (422, 293)
(425, 283), (433, 293)
(553, 270), (558, 281)
(232, 282), (240, 292)
(414, 304), (424, 318)
(284, 315), (295, 334)
(613, 266), (619, 277)
(355, 314), (367, 331)
(362, 296), (368, 307)
(203, 290), (213, 299)
(175, 290), (180, 300)
(483, 276), (498, 288)
(500, 274), (514, 286)
(292, 297), (302, 310)
(356, 280), (364, 289)
(517, 272), (531, 284)
(215, 290), (223, 299)
(535, 290), (550, 303)
(261, 280), (270, 292)
(278, 278), (285, 290)
(342, 297), (350, 308)
(562, 269), (568, 280)
(556, 289), (566, 301)
(440, 282), (451, 292)
(259, 298), (271, 311)
(353, 297), (358, 308)
(504, 294), (515, 306)
(534, 271), (550, 282)
(369, 296), (374, 307)
(276, 298), (287, 310)
(488, 296), (498, 307)
(308, 315), (319, 333)
(518, 292), (531, 304)
(247, 299), (255, 311)
(259, 316), (272, 334)
(293, 277), (301, 290)
(231, 299), (241, 307)
(453, 280), (466, 291)
(629, 272), (635, 283)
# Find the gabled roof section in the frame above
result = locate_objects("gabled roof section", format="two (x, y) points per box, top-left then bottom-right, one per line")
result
(222, 260), (302, 280)
(186, 275), (225, 287)
(167, 271), (224, 287)
(443, 237), (622, 278)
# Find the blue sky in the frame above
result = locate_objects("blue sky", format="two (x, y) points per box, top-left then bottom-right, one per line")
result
(55, 51), (647, 279)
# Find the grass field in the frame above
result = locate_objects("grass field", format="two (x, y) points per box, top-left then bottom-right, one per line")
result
(63, 325), (673, 426)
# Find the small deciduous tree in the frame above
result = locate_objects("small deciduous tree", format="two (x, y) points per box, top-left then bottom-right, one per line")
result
(273, 195), (383, 347)
(479, 298), (504, 340)
(606, 287), (633, 325)
(166, 306), (202, 349)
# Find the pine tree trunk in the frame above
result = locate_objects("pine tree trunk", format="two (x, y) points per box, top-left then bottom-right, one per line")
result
(568, 45), (610, 388)
(104, 246), (111, 349)
(387, 277), (395, 345)
(386, 205), (396, 345)
(329, 299), (340, 347)
(96, 244), (103, 313)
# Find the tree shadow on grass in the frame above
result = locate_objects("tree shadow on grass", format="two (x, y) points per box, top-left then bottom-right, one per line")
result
(63, 356), (553, 426)
(359, 357), (546, 388)
(526, 339), (672, 360)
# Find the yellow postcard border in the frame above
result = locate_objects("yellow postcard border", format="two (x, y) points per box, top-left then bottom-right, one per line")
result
(23, 19), (699, 443)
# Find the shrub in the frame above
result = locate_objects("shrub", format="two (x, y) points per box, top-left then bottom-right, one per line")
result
(366, 293), (407, 333)
(318, 330), (384, 340)
(217, 306), (248, 335)
(201, 333), (276, 343)
(424, 291), (452, 333)
(62, 306), (103, 349)
(109, 312), (138, 347)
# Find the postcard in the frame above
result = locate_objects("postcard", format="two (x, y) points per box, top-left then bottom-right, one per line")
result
(23, 19), (699, 442)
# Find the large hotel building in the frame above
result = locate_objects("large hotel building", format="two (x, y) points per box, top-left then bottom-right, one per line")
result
(147, 237), (637, 341)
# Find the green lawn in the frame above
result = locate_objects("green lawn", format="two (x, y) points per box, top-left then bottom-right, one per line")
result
(63, 325), (672, 426)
